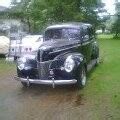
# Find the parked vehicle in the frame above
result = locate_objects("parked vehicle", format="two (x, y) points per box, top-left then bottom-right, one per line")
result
(21, 35), (43, 54)
(9, 35), (22, 59)
(104, 29), (110, 34)
(15, 23), (99, 88)
(96, 29), (102, 34)
(10, 35), (43, 59)
(0, 36), (10, 55)
(10, 43), (21, 59)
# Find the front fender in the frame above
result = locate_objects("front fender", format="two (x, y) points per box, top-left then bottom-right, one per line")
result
(50, 52), (85, 70)
(49, 52), (86, 80)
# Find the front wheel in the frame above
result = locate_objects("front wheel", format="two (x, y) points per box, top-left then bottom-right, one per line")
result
(76, 66), (87, 89)
(95, 57), (100, 66)
(21, 82), (30, 87)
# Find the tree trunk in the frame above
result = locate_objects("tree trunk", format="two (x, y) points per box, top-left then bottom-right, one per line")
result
(27, 17), (31, 33)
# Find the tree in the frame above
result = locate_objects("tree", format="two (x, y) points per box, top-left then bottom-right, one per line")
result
(10, 0), (104, 33)
(112, 0), (120, 38)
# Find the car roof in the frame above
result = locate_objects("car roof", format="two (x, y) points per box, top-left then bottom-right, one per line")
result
(46, 22), (92, 30)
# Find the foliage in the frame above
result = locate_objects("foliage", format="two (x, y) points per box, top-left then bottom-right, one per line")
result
(9, 0), (104, 33)
(111, 2), (120, 38)
(112, 16), (120, 38)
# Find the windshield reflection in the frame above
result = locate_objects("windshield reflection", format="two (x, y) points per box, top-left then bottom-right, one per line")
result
(45, 28), (81, 41)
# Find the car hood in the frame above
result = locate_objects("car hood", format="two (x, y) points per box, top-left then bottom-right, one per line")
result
(39, 39), (80, 51)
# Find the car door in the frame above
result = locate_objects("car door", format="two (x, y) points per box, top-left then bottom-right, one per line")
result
(81, 26), (93, 64)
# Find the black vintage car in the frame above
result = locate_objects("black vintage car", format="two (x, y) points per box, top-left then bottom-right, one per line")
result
(15, 23), (99, 88)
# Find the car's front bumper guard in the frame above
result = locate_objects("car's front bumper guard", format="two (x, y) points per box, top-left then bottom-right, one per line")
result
(14, 76), (77, 88)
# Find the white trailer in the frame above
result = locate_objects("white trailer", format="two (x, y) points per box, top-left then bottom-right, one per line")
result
(0, 36), (10, 55)
(9, 35), (43, 59)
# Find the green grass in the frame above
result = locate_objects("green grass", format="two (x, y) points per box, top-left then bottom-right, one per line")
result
(80, 34), (120, 120)
(0, 59), (15, 75)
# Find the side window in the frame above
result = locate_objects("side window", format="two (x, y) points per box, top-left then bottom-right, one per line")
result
(82, 27), (89, 42)
(63, 29), (81, 40)
(88, 27), (95, 39)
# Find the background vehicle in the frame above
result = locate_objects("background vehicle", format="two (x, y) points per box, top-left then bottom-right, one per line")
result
(15, 23), (99, 88)
(0, 36), (10, 56)
(10, 35), (43, 59)
(9, 35), (21, 59)
(96, 29), (102, 34)
(21, 35), (43, 55)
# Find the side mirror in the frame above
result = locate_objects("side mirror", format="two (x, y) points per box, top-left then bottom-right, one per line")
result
(84, 35), (89, 41)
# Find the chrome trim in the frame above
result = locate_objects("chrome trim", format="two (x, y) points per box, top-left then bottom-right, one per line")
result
(82, 40), (94, 46)
(49, 43), (81, 54)
(14, 76), (77, 87)
(49, 40), (94, 54)
(37, 59), (56, 64)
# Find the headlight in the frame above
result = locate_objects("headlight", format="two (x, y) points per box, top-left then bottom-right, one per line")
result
(17, 57), (27, 70)
(64, 56), (75, 72)
(17, 55), (35, 70)
(18, 63), (25, 70)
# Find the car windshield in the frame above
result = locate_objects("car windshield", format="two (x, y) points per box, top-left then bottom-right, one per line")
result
(45, 28), (80, 41)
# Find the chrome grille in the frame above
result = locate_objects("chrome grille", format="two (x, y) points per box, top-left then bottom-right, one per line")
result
(38, 61), (52, 79)
(37, 49), (43, 62)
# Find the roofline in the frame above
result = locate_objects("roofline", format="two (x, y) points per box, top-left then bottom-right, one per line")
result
(46, 22), (92, 30)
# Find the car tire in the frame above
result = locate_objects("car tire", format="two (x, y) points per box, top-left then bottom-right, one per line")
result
(21, 82), (29, 87)
(95, 47), (99, 66)
(76, 66), (87, 89)
(95, 57), (99, 66)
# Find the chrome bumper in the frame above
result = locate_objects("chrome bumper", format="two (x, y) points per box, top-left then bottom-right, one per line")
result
(14, 76), (77, 88)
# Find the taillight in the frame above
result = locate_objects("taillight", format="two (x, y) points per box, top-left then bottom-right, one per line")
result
(25, 48), (28, 51)
(29, 48), (32, 51)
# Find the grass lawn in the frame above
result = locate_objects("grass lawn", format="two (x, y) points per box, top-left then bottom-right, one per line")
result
(0, 59), (15, 75)
(79, 34), (120, 120)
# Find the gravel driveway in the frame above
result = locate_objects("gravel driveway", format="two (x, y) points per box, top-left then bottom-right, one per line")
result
(0, 63), (93, 120)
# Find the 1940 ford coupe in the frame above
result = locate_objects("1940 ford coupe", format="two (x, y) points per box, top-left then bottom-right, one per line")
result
(15, 23), (99, 88)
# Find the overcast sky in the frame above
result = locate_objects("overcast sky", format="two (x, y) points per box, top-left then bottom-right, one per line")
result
(0, 0), (11, 7)
(102, 0), (115, 14)
(0, 0), (116, 14)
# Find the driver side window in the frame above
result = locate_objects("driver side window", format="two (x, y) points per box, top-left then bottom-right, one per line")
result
(82, 27), (89, 42)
